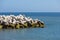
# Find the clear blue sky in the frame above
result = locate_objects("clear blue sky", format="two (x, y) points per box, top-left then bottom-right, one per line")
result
(0, 0), (60, 12)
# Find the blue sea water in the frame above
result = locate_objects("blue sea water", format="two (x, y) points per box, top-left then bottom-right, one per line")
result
(0, 12), (60, 40)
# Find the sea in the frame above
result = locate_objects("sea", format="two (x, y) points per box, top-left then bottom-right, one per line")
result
(0, 12), (60, 40)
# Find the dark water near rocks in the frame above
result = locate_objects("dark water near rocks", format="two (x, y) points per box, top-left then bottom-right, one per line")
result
(0, 12), (60, 40)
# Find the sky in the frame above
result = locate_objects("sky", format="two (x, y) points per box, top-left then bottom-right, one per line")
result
(0, 0), (60, 12)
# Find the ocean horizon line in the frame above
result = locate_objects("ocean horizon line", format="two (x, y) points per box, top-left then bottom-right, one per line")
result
(0, 12), (60, 17)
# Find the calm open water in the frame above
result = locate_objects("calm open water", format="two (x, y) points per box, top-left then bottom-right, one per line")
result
(0, 12), (60, 40)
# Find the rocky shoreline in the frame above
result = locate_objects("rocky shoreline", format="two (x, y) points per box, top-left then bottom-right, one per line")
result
(0, 14), (44, 29)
